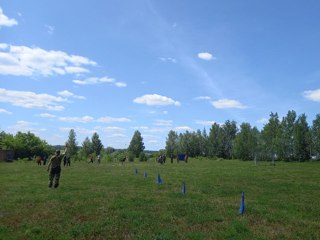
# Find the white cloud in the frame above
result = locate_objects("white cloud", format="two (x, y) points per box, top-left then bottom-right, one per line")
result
(132, 125), (169, 133)
(0, 88), (66, 111)
(39, 113), (56, 118)
(60, 127), (96, 135)
(59, 115), (94, 123)
(0, 44), (96, 76)
(0, 108), (12, 114)
(115, 82), (127, 88)
(195, 120), (216, 126)
(303, 89), (320, 102)
(154, 119), (173, 127)
(194, 96), (211, 100)
(211, 99), (247, 109)
(8, 121), (46, 134)
(0, 43), (8, 49)
(198, 52), (214, 61)
(73, 76), (126, 88)
(174, 126), (193, 132)
(0, 7), (18, 27)
(133, 94), (180, 106)
(159, 57), (177, 63)
(97, 116), (131, 123)
(97, 126), (126, 134)
(57, 90), (86, 100)
(45, 24), (55, 35)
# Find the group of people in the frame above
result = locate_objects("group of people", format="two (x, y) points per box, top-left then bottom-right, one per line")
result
(88, 154), (101, 164)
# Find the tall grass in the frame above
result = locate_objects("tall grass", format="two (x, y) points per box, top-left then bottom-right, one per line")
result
(0, 159), (319, 239)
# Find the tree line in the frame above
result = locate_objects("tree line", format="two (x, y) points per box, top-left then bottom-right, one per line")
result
(1, 110), (319, 162)
(0, 128), (145, 161)
(165, 111), (320, 162)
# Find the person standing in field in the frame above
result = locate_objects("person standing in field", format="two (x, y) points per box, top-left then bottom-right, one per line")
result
(47, 145), (68, 188)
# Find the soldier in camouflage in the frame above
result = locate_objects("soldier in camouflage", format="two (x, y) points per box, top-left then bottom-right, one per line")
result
(47, 145), (68, 188)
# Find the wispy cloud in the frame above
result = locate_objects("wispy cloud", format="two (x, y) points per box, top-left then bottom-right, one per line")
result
(154, 119), (173, 127)
(45, 24), (55, 35)
(0, 44), (96, 76)
(60, 127), (96, 135)
(211, 99), (247, 109)
(195, 120), (216, 126)
(133, 94), (180, 106)
(194, 96), (211, 100)
(73, 76), (126, 87)
(38, 113), (56, 118)
(59, 115), (94, 123)
(303, 89), (320, 102)
(174, 126), (193, 132)
(0, 7), (18, 27)
(56, 115), (131, 123)
(8, 121), (46, 134)
(57, 90), (86, 100)
(0, 88), (66, 111)
(159, 57), (177, 63)
(0, 108), (12, 114)
(198, 52), (214, 61)
(97, 116), (131, 123)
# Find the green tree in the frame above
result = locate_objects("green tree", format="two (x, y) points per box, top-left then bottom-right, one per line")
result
(0, 131), (15, 150)
(261, 112), (281, 161)
(14, 131), (52, 159)
(221, 120), (238, 159)
(81, 137), (93, 157)
(128, 130), (145, 157)
(91, 132), (103, 155)
(66, 129), (78, 158)
(279, 110), (296, 161)
(293, 114), (311, 161)
(165, 130), (178, 157)
(234, 123), (259, 160)
(208, 123), (223, 158)
(311, 114), (320, 159)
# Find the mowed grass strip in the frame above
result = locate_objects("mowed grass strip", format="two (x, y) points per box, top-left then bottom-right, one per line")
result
(0, 159), (319, 239)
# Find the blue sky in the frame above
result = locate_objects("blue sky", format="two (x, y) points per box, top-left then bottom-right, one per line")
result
(1, 1), (320, 150)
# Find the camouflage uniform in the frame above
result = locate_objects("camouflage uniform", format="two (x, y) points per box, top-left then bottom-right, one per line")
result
(47, 148), (67, 188)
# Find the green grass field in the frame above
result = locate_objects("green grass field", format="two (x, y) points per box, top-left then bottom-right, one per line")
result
(1, 159), (320, 240)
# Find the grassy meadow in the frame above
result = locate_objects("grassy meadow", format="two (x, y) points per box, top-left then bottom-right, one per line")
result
(0, 158), (320, 240)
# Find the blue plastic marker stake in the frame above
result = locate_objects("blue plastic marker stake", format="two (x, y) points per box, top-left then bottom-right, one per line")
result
(157, 173), (162, 185)
(144, 170), (147, 179)
(182, 182), (186, 194)
(239, 191), (245, 215)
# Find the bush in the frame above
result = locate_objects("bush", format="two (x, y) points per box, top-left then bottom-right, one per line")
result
(139, 152), (147, 162)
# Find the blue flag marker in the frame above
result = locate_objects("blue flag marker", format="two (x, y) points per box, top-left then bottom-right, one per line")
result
(239, 192), (245, 215)
(144, 170), (147, 179)
(182, 182), (186, 194)
(157, 173), (162, 185)
(134, 168), (138, 174)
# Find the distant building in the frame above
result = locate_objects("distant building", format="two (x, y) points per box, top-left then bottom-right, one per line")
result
(0, 150), (14, 162)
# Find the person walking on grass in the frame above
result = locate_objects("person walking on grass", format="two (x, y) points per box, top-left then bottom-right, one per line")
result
(47, 145), (68, 188)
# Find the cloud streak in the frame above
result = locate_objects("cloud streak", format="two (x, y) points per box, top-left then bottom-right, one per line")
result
(0, 88), (66, 111)
(211, 99), (247, 109)
(0, 44), (96, 76)
(134, 94), (180, 106)
(73, 76), (127, 87)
